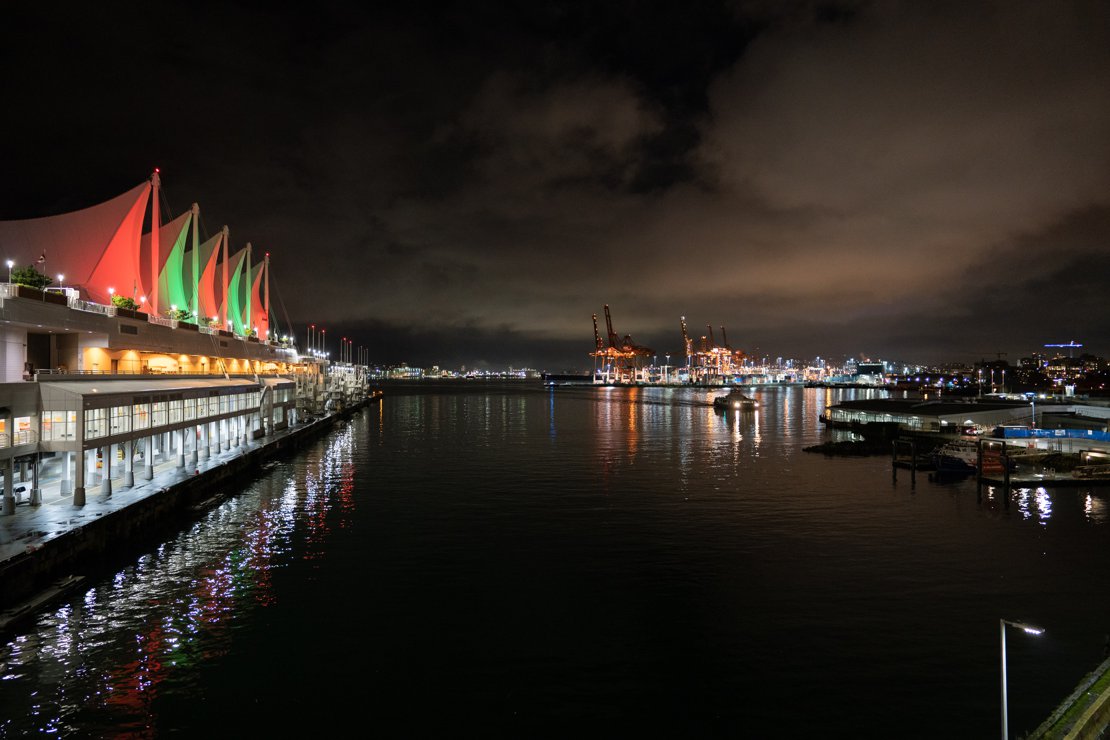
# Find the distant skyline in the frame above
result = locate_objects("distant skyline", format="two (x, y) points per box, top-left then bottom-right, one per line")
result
(3, 1), (1109, 369)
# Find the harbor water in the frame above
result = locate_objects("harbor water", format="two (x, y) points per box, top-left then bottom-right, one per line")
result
(3, 384), (1110, 736)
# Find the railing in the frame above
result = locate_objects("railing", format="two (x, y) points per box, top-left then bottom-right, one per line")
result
(34, 368), (130, 379)
(1, 430), (39, 447)
(0, 283), (18, 299)
(147, 315), (176, 328)
(71, 298), (116, 316)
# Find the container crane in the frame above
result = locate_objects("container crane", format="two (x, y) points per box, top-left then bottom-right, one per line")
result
(603, 305), (621, 350)
(591, 305), (654, 383)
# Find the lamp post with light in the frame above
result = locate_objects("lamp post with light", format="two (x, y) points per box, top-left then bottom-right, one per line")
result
(6, 260), (12, 284)
(1000, 618), (1044, 740)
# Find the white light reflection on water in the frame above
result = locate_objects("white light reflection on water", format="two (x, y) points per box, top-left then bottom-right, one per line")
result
(1084, 492), (1108, 524)
(0, 426), (358, 735)
(1015, 487), (1054, 524)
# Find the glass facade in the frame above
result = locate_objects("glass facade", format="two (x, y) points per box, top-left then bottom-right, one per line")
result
(40, 384), (293, 446)
(42, 411), (76, 442)
(133, 403), (150, 430)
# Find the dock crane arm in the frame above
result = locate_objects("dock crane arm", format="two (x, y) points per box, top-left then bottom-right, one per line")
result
(707, 324), (715, 349)
(592, 314), (604, 351)
(680, 316), (692, 358)
(603, 304), (620, 348)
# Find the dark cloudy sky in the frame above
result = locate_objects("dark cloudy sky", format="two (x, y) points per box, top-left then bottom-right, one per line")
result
(3, 1), (1110, 370)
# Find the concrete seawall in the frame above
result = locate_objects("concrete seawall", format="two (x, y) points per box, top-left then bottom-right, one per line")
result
(0, 399), (370, 617)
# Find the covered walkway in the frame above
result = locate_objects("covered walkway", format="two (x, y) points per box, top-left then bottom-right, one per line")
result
(1, 375), (295, 513)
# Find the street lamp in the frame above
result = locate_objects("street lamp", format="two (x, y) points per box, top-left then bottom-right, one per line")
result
(5, 259), (12, 284)
(1000, 618), (1044, 740)
(56, 274), (64, 292)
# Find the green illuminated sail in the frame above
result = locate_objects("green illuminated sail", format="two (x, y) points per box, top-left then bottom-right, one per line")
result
(226, 248), (248, 335)
(157, 213), (191, 315)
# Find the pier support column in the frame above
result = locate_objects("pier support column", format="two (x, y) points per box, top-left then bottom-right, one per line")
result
(221, 418), (230, 452)
(60, 451), (73, 496)
(198, 422), (209, 461)
(187, 425), (199, 468)
(30, 455), (41, 505)
(88, 448), (100, 486)
(100, 444), (113, 497)
(123, 439), (135, 487)
(2, 458), (14, 515)
(176, 429), (186, 468)
(143, 435), (154, 481)
(74, 449), (86, 506)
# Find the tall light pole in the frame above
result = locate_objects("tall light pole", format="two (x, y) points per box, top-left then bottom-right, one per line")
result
(1000, 618), (1044, 740)
(6, 259), (12, 284)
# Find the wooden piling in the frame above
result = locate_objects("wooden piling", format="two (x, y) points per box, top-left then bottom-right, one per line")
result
(910, 438), (916, 487)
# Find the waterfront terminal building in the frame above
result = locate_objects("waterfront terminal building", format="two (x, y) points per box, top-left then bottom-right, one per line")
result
(0, 173), (360, 513)
(824, 398), (1110, 452)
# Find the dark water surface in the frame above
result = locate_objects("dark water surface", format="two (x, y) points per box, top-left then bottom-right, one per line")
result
(3, 384), (1110, 736)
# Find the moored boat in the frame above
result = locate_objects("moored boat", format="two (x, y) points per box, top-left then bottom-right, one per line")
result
(932, 438), (1015, 474)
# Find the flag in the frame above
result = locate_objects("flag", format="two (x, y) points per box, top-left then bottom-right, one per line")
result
(36, 252), (45, 264)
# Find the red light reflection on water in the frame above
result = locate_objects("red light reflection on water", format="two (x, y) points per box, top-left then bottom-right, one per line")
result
(103, 625), (167, 738)
(19, 430), (361, 734)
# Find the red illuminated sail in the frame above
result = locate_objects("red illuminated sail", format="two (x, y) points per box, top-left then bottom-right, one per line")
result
(0, 181), (151, 303)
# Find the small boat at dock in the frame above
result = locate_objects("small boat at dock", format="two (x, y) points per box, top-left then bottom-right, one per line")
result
(932, 438), (1017, 474)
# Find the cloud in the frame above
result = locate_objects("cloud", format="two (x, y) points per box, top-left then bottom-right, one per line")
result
(7, 1), (1110, 367)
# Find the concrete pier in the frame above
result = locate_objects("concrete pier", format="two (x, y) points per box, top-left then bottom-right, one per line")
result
(0, 398), (372, 614)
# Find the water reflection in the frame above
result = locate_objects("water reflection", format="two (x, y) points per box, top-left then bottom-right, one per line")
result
(0, 425), (358, 735)
(4, 386), (1109, 737)
(1085, 493), (1108, 524)
(1015, 487), (1053, 524)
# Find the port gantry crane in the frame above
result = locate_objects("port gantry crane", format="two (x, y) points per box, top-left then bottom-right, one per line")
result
(679, 317), (747, 384)
(590, 305), (654, 383)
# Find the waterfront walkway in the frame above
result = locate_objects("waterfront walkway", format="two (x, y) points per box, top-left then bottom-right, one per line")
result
(0, 420), (315, 566)
(1031, 655), (1110, 738)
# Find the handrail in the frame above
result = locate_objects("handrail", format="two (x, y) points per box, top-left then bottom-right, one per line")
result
(12, 430), (37, 446)
(147, 315), (175, 328)
(70, 299), (115, 316)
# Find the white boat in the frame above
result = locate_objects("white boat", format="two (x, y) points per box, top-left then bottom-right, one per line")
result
(932, 439), (980, 473)
(932, 438), (1017, 474)
(713, 389), (758, 411)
